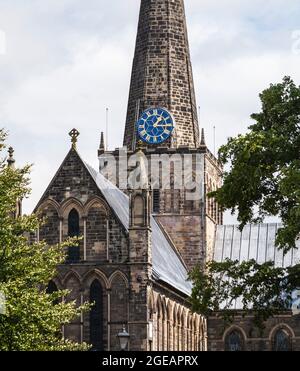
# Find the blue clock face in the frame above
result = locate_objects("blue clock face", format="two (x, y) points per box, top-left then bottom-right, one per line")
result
(137, 108), (174, 145)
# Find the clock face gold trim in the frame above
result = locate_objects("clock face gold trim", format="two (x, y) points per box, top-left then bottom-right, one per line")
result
(137, 108), (174, 145)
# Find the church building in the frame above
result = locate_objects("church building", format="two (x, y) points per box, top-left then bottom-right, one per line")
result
(32, 0), (300, 351)
(33, 0), (218, 351)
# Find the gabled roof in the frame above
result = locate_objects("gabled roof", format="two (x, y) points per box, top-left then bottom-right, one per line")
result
(35, 147), (192, 295)
(84, 161), (192, 296)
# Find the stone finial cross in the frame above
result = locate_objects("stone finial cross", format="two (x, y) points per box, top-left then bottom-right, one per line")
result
(69, 128), (80, 149)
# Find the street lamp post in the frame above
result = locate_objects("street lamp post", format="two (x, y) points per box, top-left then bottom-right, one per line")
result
(117, 325), (130, 351)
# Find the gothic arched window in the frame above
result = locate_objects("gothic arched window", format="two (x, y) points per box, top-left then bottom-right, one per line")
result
(225, 330), (244, 352)
(67, 208), (80, 262)
(273, 329), (291, 351)
(90, 280), (104, 351)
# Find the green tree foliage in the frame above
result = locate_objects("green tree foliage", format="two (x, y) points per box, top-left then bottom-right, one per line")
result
(190, 77), (300, 326)
(215, 76), (300, 251)
(189, 260), (300, 328)
(0, 130), (90, 350)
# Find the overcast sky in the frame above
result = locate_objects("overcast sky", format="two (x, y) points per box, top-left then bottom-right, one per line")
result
(0, 0), (299, 219)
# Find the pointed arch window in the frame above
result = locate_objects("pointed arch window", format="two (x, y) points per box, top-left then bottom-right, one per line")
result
(90, 280), (104, 351)
(225, 329), (244, 352)
(67, 208), (80, 262)
(273, 329), (291, 351)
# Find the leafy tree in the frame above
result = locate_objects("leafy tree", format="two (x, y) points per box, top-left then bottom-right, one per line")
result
(0, 130), (90, 351)
(190, 77), (300, 326)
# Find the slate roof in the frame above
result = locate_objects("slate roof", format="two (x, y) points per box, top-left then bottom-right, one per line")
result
(214, 224), (300, 267)
(213, 224), (300, 310)
(84, 161), (192, 296)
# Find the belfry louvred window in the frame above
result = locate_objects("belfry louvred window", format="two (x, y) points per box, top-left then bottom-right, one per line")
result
(67, 208), (80, 262)
(153, 189), (160, 213)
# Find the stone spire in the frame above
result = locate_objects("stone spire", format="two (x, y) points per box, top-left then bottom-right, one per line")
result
(7, 147), (15, 168)
(99, 132), (105, 151)
(123, 0), (200, 150)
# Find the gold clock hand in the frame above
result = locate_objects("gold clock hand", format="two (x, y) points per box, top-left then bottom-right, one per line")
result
(156, 123), (172, 127)
(153, 116), (163, 127)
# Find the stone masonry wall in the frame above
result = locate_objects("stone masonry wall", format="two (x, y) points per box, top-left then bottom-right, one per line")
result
(86, 205), (107, 261)
(38, 204), (60, 246)
(208, 313), (300, 351)
(156, 214), (203, 272)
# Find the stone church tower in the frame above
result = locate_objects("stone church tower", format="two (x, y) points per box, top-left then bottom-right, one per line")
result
(100, 0), (222, 269)
(34, 0), (220, 351)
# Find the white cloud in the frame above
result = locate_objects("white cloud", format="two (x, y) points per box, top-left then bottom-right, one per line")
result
(3, 39), (131, 137)
(0, 0), (299, 220)
(0, 29), (6, 55)
(196, 52), (300, 150)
